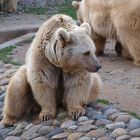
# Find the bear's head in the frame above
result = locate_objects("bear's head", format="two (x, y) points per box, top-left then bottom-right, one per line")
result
(72, 1), (83, 23)
(53, 23), (101, 73)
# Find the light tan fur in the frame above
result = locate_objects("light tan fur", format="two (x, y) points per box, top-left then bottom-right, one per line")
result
(73, 0), (140, 66)
(2, 14), (102, 125)
(0, 0), (18, 13)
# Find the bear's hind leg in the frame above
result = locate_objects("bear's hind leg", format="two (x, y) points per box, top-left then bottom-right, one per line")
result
(2, 66), (32, 126)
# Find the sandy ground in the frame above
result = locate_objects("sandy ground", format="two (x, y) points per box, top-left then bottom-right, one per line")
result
(1, 14), (140, 115)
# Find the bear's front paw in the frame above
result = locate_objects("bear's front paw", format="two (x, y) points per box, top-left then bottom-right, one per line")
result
(68, 107), (86, 120)
(39, 111), (55, 121)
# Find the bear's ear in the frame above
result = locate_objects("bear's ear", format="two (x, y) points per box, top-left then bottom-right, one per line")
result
(56, 28), (70, 47)
(80, 23), (91, 36)
(72, 1), (80, 9)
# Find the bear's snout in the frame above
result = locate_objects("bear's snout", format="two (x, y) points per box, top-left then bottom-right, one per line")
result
(96, 65), (102, 71)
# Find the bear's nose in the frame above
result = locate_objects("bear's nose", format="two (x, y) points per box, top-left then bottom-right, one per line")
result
(96, 65), (102, 71)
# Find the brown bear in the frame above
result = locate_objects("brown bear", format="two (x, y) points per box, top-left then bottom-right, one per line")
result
(72, 0), (140, 66)
(2, 14), (102, 126)
(0, 0), (18, 13)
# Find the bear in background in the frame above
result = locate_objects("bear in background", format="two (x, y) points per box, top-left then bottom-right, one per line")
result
(2, 14), (102, 126)
(0, 0), (18, 13)
(72, 0), (140, 66)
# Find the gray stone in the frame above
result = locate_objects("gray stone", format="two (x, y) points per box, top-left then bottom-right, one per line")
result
(105, 122), (126, 130)
(78, 116), (89, 122)
(0, 102), (4, 108)
(77, 125), (97, 132)
(115, 115), (132, 123)
(92, 114), (107, 120)
(3, 64), (13, 68)
(111, 128), (128, 138)
(0, 128), (12, 140)
(61, 120), (76, 129)
(130, 128), (140, 137)
(128, 118), (140, 131)
(78, 136), (91, 140)
(4, 136), (20, 140)
(131, 138), (140, 140)
(104, 109), (119, 117)
(95, 119), (110, 126)
(98, 137), (108, 140)
(68, 125), (78, 130)
(86, 129), (105, 138)
(110, 112), (129, 121)
(42, 120), (53, 126)
(47, 128), (64, 138)
(51, 132), (70, 139)
(68, 132), (83, 140)
(0, 78), (9, 86)
(21, 124), (42, 140)
(33, 136), (48, 140)
(25, 124), (34, 131)
(38, 126), (53, 135)
(0, 94), (5, 102)
(78, 120), (94, 126)
(116, 135), (131, 140)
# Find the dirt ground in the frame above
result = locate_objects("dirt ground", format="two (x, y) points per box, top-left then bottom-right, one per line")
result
(1, 14), (140, 115)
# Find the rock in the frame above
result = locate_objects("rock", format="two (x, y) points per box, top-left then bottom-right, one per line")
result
(4, 136), (20, 140)
(111, 128), (128, 138)
(47, 128), (64, 138)
(68, 125), (78, 130)
(78, 120), (94, 126)
(104, 109), (119, 117)
(3, 64), (13, 68)
(86, 110), (101, 118)
(38, 126), (53, 135)
(0, 78), (9, 86)
(5, 69), (17, 75)
(115, 115), (132, 123)
(77, 125), (97, 132)
(110, 112), (129, 121)
(130, 128), (140, 137)
(78, 116), (89, 122)
(86, 129), (105, 138)
(21, 124), (42, 140)
(78, 136), (91, 140)
(68, 133), (83, 140)
(61, 120), (76, 129)
(0, 94), (5, 102)
(98, 137), (108, 140)
(116, 135), (131, 140)
(56, 111), (67, 120)
(105, 122), (125, 130)
(0, 62), (4, 67)
(42, 120), (53, 126)
(32, 137), (48, 140)
(0, 102), (3, 108)
(95, 119), (110, 126)
(128, 118), (140, 131)
(51, 132), (70, 139)
(0, 69), (5, 74)
(0, 123), (5, 129)
(131, 138), (140, 140)
(25, 124), (34, 131)
(53, 120), (61, 127)
(0, 128), (12, 140)
(92, 114), (107, 120)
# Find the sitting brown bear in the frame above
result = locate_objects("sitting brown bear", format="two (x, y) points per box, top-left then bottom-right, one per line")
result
(2, 14), (102, 126)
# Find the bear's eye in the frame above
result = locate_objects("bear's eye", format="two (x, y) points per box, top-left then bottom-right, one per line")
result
(83, 51), (90, 56)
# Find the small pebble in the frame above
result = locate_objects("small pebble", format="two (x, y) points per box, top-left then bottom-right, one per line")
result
(128, 118), (140, 131)
(116, 135), (131, 140)
(51, 132), (70, 139)
(104, 109), (119, 117)
(68, 132), (83, 140)
(78, 116), (89, 122)
(115, 115), (132, 123)
(61, 120), (76, 129)
(77, 125), (97, 132)
(78, 136), (91, 140)
(105, 122), (125, 130)
(130, 128), (140, 137)
(111, 128), (128, 138)
(68, 125), (78, 130)
(86, 129), (105, 138)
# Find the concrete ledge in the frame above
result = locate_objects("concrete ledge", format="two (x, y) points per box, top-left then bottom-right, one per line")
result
(0, 24), (40, 44)
(0, 33), (35, 49)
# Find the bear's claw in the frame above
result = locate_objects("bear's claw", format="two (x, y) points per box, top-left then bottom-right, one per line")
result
(39, 112), (54, 121)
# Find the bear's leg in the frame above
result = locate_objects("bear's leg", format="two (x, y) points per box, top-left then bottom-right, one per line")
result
(87, 73), (102, 104)
(30, 82), (56, 121)
(91, 31), (106, 56)
(2, 66), (32, 126)
(63, 74), (89, 119)
(7, 0), (18, 13)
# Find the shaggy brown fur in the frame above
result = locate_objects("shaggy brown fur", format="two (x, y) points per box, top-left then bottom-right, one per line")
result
(73, 0), (140, 66)
(2, 14), (102, 125)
